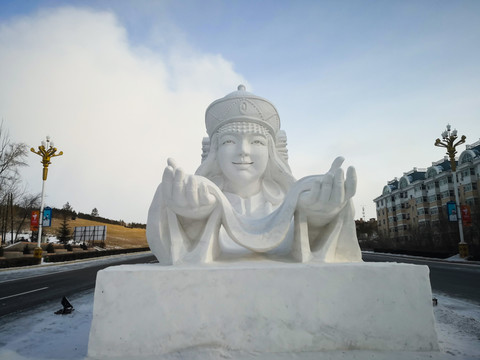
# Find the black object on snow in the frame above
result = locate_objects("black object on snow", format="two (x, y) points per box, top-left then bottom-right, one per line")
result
(54, 296), (75, 315)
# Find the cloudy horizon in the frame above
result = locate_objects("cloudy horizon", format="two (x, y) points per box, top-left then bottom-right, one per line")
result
(1, 1), (479, 223)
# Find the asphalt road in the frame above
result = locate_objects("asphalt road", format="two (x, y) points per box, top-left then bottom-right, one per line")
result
(0, 253), (157, 317)
(363, 252), (480, 305)
(2, 252), (479, 318)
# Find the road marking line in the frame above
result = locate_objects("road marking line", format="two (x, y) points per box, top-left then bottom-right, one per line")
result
(0, 287), (49, 301)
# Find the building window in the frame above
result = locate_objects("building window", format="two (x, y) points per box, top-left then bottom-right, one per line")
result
(441, 191), (453, 199)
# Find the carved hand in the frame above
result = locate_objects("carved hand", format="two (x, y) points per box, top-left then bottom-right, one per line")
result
(297, 156), (357, 226)
(161, 158), (217, 219)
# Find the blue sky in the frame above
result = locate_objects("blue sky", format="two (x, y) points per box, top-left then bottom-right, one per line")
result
(1, 0), (479, 223)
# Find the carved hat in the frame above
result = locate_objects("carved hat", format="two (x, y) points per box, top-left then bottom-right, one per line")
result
(205, 85), (280, 138)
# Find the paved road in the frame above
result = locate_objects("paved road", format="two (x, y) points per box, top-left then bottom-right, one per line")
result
(0, 253), (157, 317)
(363, 252), (480, 305)
(2, 252), (478, 317)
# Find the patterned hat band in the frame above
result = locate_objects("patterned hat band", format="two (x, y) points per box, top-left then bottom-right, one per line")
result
(217, 121), (268, 136)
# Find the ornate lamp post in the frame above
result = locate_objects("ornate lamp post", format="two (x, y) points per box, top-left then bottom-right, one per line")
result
(30, 136), (63, 259)
(434, 124), (467, 257)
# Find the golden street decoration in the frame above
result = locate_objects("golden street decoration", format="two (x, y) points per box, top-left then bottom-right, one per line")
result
(30, 137), (63, 181)
(434, 124), (468, 257)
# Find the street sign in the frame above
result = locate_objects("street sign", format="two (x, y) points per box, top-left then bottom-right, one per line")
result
(447, 201), (458, 222)
(42, 207), (52, 227)
(461, 205), (472, 227)
(31, 210), (39, 231)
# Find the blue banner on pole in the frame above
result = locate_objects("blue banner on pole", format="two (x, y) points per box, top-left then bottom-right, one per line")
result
(43, 207), (52, 227)
(447, 202), (457, 222)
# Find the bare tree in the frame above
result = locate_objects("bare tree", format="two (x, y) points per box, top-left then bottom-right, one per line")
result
(0, 122), (28, 243)
(0, 123), (28, 194)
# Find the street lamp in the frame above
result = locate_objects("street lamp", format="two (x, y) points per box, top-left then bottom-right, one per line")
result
(30, 136), (63, 260)
(434, 124), (467, 257)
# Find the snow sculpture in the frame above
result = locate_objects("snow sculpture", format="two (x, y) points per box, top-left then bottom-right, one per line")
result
(147, 85), (362, 264)
(89, 86), (439, 358)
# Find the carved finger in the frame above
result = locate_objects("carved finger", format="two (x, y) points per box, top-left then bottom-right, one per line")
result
(162, 166), (174, 199)
(172, 167), (185, 204)
(319, 172), (333, 204)
(327, 156), (345, 174)
(185, 175), (199, 207)
(345, 166), (357, 199)
(167, 158), (178, 170)
(331, 167), (345, 204)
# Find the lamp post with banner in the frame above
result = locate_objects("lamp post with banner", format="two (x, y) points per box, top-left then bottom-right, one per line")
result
(30, 136), (63, 260)
(434, 124), (468, 257)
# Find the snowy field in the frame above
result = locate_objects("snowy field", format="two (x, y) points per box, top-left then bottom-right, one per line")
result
(0, 255), (479, 360)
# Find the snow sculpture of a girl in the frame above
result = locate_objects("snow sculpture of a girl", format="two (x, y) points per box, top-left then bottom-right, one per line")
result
(147, 85), (362, 265)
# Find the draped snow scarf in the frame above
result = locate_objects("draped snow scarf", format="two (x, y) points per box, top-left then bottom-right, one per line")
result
(147, 175), (361, 265)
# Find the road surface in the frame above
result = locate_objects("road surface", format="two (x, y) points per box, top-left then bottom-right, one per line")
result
(363, 252), (480, 305)
(0, 252), (157, 317)
(2, 252), (479, 318)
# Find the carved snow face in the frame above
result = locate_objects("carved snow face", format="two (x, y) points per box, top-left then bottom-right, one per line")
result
(217, 131), (269, 196)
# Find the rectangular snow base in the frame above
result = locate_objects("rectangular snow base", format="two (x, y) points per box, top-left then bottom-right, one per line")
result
(87, 262), (439, 358)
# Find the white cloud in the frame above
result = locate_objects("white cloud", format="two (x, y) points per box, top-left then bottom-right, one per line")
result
(1, 3), (479, 224)
(0, 7), (247, 222)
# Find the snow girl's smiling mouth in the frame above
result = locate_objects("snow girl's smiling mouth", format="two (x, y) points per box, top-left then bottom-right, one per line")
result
(232, 162), (253, 165)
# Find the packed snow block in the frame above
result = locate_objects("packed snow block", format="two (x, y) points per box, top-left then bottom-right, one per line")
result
(88, 262), (438, 358)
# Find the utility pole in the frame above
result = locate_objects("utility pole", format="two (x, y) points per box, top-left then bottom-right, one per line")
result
(434, 124), (468, 258)
(30, 136), (63, 262)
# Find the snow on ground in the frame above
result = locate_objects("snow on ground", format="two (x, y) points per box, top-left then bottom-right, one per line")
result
(1, 256), (479, 360)
(433, 293), (480, 358)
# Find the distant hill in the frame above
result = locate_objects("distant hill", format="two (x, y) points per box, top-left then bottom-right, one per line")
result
(47, 216), (148, 249)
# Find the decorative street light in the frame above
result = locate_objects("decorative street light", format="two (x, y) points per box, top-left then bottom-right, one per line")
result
(30, 136), (63, 260)
(434, 124), (467, 257)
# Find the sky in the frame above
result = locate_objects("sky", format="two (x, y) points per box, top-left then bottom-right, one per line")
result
(0, 0), (479, 224)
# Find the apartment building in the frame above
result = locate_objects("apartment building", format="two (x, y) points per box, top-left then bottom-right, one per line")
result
(374, 139), (480, 240)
